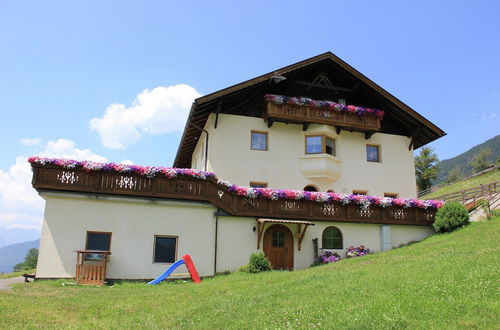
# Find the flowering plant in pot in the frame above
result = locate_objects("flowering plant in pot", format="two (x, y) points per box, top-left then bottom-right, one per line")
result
(346, 245), (370, 258)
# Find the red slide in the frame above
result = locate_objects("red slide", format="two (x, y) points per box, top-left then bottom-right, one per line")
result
(182, 254), (201, 284)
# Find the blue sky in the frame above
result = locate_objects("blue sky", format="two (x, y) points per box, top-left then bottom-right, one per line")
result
(0, 1), (499, 231)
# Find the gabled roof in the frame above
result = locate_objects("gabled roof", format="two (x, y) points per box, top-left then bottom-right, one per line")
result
(174, 52), (445, 168)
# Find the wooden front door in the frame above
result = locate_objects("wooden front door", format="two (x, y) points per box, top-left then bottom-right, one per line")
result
(263, 224), (294, 270)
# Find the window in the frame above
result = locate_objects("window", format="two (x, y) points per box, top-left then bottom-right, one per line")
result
(251, 131), (268, 151)
(322, 227), (343, 249)
(85, 231), (111, 261)
(272, 231), (285, 247)
(153, 236), (177, 263)
(304, 185), (318, 192)
(86, 232), (112, 251)
(384, 192), (398, 198)
(353, 190), (368, 195)
(305, 135), (336, 156)
(250, 181), (268, 188)
(366, 144), (380, 162)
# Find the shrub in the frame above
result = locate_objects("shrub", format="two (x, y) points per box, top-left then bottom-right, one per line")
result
(247, 252), (271, 273)
(238, 264), (249, 273)
(346, 245), (370, 258)
(433, 202), (469, 233)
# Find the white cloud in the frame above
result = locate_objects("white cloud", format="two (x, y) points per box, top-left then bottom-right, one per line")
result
(0, 139), (106, 230)
(90, 84), (201, 149)
(20, 138), (41, 147)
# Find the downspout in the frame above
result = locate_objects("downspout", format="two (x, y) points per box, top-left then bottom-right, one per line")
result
(189, 122), (209, 171)
(214, 211), (219, 275)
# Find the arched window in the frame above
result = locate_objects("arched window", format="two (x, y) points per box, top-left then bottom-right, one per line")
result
(322, 227), (342, 249)
(303, 185), (318, 192)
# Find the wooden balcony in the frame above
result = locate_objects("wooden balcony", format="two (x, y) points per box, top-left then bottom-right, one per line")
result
(264, 101), (381, 132)
(31, 165), (436, 226)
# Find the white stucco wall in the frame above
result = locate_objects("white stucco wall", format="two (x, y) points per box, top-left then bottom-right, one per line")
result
(390, 225), (434, 248)
(37, 193), (217, 279)
(215, 217), (434, 272)
(37, 193), (434, 279)
(192, 113), (417, 198)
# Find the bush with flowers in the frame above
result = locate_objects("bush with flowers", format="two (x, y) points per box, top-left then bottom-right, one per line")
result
(345, 245), (371, 258)
(318, 251), (341, 264)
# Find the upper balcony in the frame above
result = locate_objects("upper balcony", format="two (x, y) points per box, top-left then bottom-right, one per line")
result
(263, 94), (383, 132)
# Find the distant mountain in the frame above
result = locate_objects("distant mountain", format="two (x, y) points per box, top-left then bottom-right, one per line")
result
(0, 239), (40, 273)
(435, 135), (500, 184)
(0, 228), (41, 249)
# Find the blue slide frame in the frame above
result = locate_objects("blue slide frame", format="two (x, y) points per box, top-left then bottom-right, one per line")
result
(147, 259), (186, 285)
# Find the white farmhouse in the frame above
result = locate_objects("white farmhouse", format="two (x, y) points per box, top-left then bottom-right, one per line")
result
(32, 52), (445, 282)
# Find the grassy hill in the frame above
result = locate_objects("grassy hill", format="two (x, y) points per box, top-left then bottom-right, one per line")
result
(1, 219), (499, 328)
(435, 134), (500, 184)
(423, 168), (499, 199)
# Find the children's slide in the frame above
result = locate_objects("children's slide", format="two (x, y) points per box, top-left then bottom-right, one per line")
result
(147, 254), (201, 285)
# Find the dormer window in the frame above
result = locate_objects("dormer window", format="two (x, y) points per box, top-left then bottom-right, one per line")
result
(305, 135), (336, 156)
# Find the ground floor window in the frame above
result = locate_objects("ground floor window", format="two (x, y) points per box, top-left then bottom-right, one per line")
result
(322, 227), (343, 249)
(85, 231), (112, 260)
(153, 236), (177, 263)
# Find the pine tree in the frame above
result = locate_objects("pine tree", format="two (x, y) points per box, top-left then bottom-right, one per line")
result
(415, 147), (439, 191)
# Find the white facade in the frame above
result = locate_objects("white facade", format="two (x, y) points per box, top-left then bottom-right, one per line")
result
(192, 114), (417, 198)
(36, 192), (433, 279)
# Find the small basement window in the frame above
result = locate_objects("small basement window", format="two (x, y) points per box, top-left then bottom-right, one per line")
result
(305, 135), (336, 156)
(153, 236), (177, 263)
(353, 190), (368, 195)
(250, 181), (268, 188)
(251, 131), (268, 151)
(366, 144), (381, 162)
(384, 192), (398, 198)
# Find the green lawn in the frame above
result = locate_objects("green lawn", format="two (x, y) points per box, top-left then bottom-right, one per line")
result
(424, 168), (499, 199)
(0, 269), (35, 280)
(1, 218), (499, 329)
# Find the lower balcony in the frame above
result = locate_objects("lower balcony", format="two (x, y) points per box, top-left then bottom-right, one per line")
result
(30, 162), (440, 226)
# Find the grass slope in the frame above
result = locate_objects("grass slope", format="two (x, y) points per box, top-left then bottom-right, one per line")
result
(424, 168), (499, 199)
(1, 219), (499, 329)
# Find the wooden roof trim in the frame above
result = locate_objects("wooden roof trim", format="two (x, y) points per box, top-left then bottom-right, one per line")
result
(195, 51), (444, 136)
(323, 52), (445, 136)
(195, 52), (333, 105)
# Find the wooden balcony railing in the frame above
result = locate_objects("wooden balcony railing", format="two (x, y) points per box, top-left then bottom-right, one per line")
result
(31, 165), (435, 226)
(264, 102), (382, 132)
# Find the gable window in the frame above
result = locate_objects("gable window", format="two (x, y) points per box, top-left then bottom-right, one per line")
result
(305, 135), (336, 156)
(85, 231), (111, 261)
(322, 227), (343, 249)
(251, 131), (268, 151)
(250, 181), (268, 188)
(153, 236), (177, 263)
(366, 144), (380, 162)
